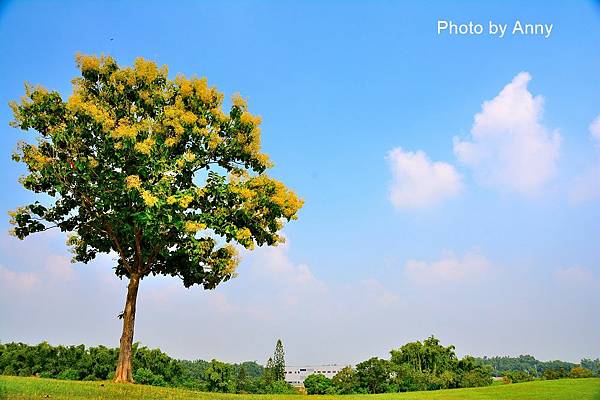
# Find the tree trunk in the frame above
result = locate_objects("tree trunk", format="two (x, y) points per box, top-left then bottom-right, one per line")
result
(114, 273), (141, 383)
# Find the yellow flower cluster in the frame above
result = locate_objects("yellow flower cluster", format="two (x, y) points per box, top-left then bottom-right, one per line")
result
(210, 107), (226, 122)
(223, 244), (240, 275)
(134, 58), (160, 83)
(165, 137), (178, 147)
(240, 111), (261, 126)
(238, 187), (255, 200)
(181, 111), (198, 125)
(88, 158), (99, 168)
(141, 190), (159, 207)
(20, 145), (52, 170)
(230, 181), (255, 200)
(125, 175), (142, 190)
(235, 228), (254, 249)
(231, 93), (247, 109)
(75, 54), (116, 75)
(207, 134), (223, 150)
(179, 195), (194, 208)
(110, 68), (137, 88)
(184, 221), (207, 234)
(183, 151), (196, 163)
(111, 122), (138, 140)
(250, 175), (304, 220)
(163, 104), (187, 136)
(166, 195), (177, 205)
(134, 137), (155, 155)
(67, 94), (115, 131)
(75, 54), (100, 72)
(175, 76), (218, 104)
(8, 207), (26, 226)
(256, 153), (273, 168)
(176, 75), (193, 97)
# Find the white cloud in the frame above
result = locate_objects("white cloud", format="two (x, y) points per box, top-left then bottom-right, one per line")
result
(454, 72), (561, 195)
(554, 266), (598, 287)
(590, 115), (600, 145)
(570, 164), (600, 204)
(361, 279), (400, 306)
(250, 239), (325, 290)
(569, 113), (600, 204)
(387, 147), (462, 209)
(404, 250), (492, 285)
(0, 265), (39, 290)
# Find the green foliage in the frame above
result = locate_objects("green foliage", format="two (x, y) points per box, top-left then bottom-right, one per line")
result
(476, 355), (577, 377)
(132, 345), (181, 384)
(262, 380), (297, 394)
(263, 357), (275, 386)
(356, 357), (393, 394)
(56, 369), (79, 381)
(203, 359), (234, 393)
(390, 335), (457, 375)
(133, 368), (166, 386)
(303, 374), (332, 394)
(580, 359), (600, 375)
(0, 341), (279, 394)
(502, 370), (536, 384)
(569, 367), (594, 379)
(331, 366), (358, 394)
(321, 336), (496, 395)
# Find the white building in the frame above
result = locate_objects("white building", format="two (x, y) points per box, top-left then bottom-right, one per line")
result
(284, 364), (350, 386)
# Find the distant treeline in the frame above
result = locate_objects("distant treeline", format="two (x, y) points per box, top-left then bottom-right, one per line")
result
(475, 355), (600, 380)
(0, 342), (294, 394)
(1, 340), (598, 395)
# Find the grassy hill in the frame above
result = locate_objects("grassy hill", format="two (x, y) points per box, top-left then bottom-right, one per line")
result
(1, 376), (599, 400)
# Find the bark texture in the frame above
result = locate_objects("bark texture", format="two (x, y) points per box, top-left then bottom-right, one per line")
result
(114, 273), (140, 383)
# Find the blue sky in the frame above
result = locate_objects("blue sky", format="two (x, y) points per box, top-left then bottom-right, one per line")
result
(1, 0), (599, 365)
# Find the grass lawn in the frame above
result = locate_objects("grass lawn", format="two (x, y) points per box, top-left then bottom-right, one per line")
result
(1, 376), (599, 400)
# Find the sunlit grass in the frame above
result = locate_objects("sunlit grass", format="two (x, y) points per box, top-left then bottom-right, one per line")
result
(1, 376), (599, 400)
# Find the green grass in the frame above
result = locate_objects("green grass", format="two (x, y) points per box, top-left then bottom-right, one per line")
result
(1, 376), (599, 400)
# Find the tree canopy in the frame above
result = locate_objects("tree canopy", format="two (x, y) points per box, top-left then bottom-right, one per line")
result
(10, 54), (303, 287)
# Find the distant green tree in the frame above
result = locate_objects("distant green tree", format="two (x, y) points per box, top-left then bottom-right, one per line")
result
(304, 373), (332, 394)
(204, 359), (235, 393)
(263, 357), (275, 386)
(273, 339), (285, 381)
(579, 359), (600, 375)
(234, 365), (252, 393)
(331, 366), (359, 394)
(356, 357), (392, 394)
(502, 370), (535, 384)
(264, 380), (297, 394)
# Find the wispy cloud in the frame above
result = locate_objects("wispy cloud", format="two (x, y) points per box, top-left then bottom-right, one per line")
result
(554, 266), (598, 287)
(569, 113), (600, 204)
(404, 250), (493, 285)
(386, 147), (462, 209)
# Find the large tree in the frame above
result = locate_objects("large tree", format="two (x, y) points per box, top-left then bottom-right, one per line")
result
(8, 54), (303, 383)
